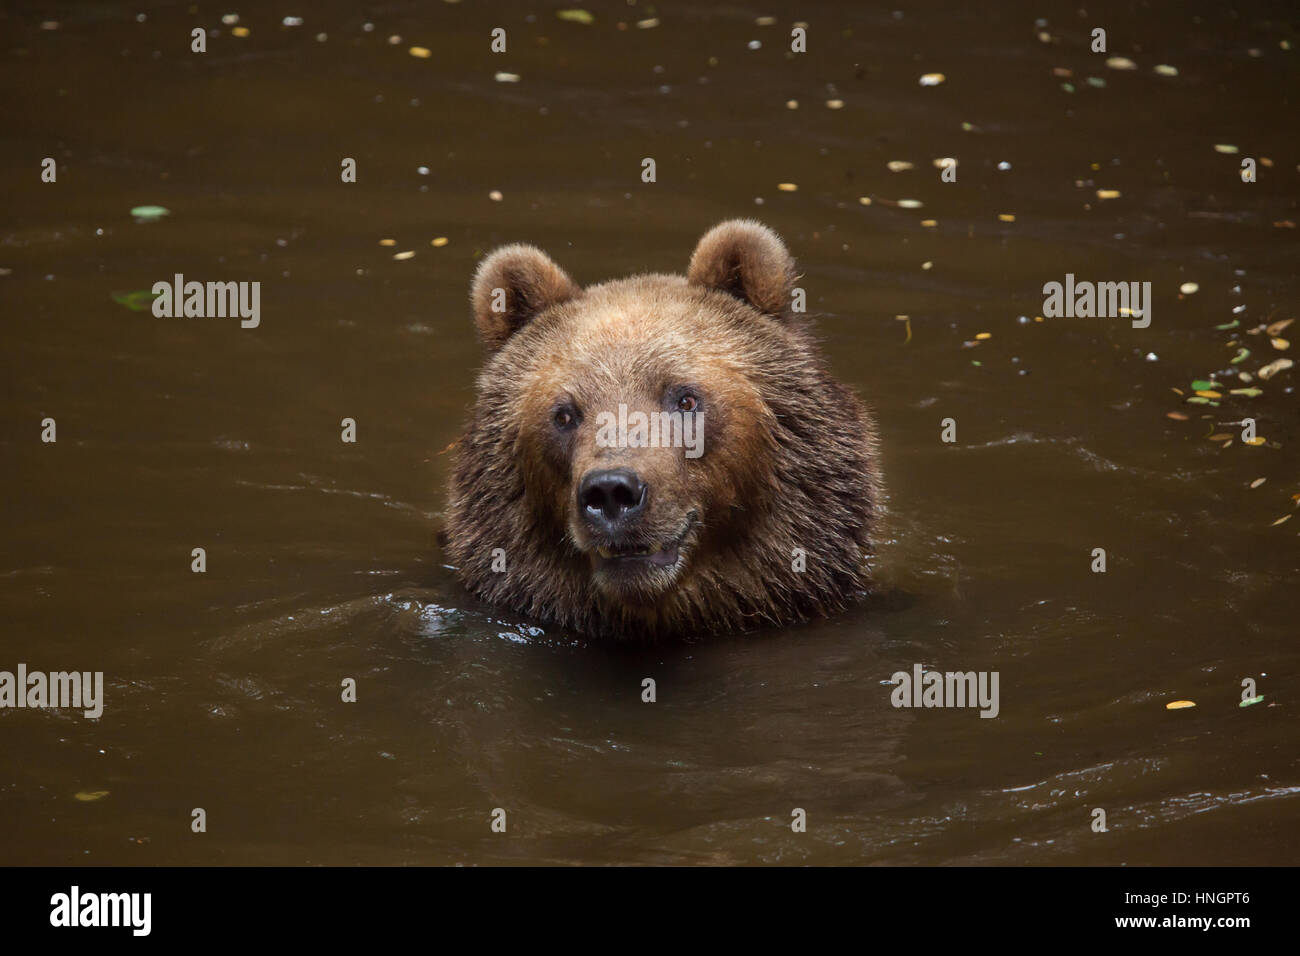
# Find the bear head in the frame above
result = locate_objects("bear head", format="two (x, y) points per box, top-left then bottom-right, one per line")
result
(445, 220), (880, 640)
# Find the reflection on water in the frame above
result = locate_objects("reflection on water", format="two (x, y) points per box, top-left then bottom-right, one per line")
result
(0, 1), (1296, 865)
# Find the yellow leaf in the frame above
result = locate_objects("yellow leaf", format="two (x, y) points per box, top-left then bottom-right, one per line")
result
(1258, 357), (1293, 380)
(74, 790), (110, 802)
(1165, 700), (1196, 710)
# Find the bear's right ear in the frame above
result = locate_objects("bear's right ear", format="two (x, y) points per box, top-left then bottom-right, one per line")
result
(471, 244), (581, 351)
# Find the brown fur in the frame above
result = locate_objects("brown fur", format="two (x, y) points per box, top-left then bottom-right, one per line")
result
(445, 220), (882, 640)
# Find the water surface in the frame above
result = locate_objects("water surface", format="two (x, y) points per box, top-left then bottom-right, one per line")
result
(1, 1), (1297, 865)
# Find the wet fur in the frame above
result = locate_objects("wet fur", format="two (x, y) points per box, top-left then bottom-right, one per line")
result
(445, 220), (881, 640)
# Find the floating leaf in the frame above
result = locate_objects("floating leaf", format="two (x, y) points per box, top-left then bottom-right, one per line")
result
(1272, 337), (1290, 350)
(1266, 318), (1294, 336)
(1190, 379), (1216, 391)
(1215, 319), (1239, 330)
(1271, 514), (1291, 526)
(1231, 348), (1250, 364)
(110, 289), (160, 311)
(1230, 387), (1262, 397)
(1195, 390), (1222, 398)
(1239, 695), (1265, 707)
(1181, 282), (1200, 295)
(74, 790), (110, 802)
(1207, 432), (1231, 441)
(1258, 357), (1294, 380)
(1249, 477), (1266, 488)
(129, 205), (169, 222)
(919, 73), (946, 86)
(1185, 396), (1211, 405)
(556, 9), (595, 25)
(1165, 411), (1189, 421)
(1166, 700), (1196, 710)
(1243, 436), (1266, 446)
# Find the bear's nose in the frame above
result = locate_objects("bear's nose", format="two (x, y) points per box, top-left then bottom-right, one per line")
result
(579, 468), (648, 532)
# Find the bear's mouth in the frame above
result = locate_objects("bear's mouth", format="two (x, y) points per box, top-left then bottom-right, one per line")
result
(595, 544), (680, 567)
(591, 514), (697, 573)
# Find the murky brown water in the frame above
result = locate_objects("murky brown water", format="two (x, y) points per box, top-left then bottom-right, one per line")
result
(2, 2), (1297, 865)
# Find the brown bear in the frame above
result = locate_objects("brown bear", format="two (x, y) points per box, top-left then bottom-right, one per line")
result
(444, 220), (881, 640)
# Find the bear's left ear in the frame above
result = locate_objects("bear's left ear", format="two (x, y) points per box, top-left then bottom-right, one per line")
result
(471, 244), (582, 351)
(687, 219), (797, 317)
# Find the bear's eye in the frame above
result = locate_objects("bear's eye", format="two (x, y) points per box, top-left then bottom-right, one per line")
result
(677, 393), (699, 413)
(553, 405), (579, 430)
